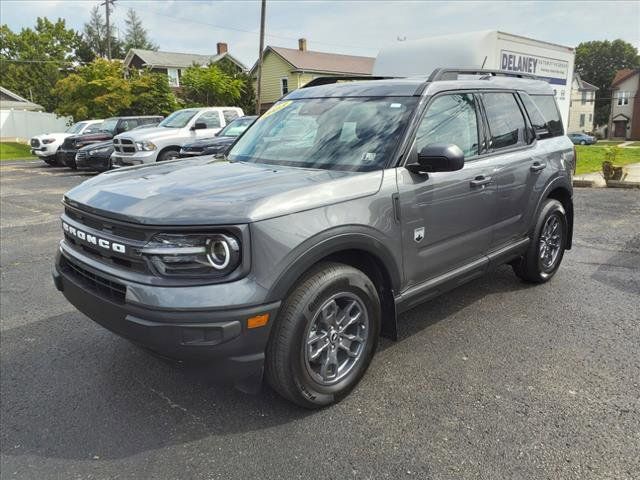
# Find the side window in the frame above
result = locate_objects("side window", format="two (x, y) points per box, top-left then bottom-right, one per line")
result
(223, 110), (239, 123)
(197, 111), (221, 129)
(120, 119), (138, 132)
(482, 92), (527, 150)
(531, 94), (564, 137)
(416, 93), (479, 157)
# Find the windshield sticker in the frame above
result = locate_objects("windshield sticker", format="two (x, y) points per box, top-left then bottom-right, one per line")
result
(362, 152), (377, 163)
(260, 100), (293, 120)
(390, 103), (402, 108)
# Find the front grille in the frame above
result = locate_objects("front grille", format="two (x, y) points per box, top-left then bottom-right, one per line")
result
(113, 138), (136, 154)
(30, 138), (40, 148)
(76, 150), (88, 161)
(60, 256), (126, 303)
(62, 137), (76, 149)
(64, 207), (148, 241)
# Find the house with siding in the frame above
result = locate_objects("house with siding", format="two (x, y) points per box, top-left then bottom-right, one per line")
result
(252, 38), (375, 112)
(567, 73), (598, 133)
(608, 68), (640, 140)
(123, 43), (247, 88)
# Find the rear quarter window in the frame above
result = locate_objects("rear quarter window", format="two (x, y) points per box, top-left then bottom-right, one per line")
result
(529, 94), (564, 137)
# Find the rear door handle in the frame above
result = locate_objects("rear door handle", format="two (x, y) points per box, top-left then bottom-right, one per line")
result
(470, 175), (492, 188)
(530, 161), (547, 172)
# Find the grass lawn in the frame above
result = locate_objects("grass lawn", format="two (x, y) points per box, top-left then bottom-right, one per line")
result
(575, 145), (640, 175)
(0, 142), (35, 161)
(597, 140), (624, 145)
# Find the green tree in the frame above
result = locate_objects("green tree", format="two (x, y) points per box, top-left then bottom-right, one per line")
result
(575, 40), (639, 126)
(52, 58), (131, 120)
(83, 5), (124, 59)
(127, 70), (178, 116)
(123, 9), (158, 52)
(180, 64), (244, 107)
(216, 57), (256, 114)
(0, 18), (84, 111)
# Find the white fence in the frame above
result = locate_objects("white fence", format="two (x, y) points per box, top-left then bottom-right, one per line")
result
(0, 109), (72, 142)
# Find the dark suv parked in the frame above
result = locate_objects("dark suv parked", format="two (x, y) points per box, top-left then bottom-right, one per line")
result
(53, 69), (575, 408)
(60, 116), (162, 169)
(179, 116), (257, 158)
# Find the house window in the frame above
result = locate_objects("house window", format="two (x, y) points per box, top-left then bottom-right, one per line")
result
(579, 114), (585, 127)
(280, 77), (289, 96)
(617, 91), (629, 106)
(168, 68), (180, 87)
(581, 91), (587, 105)
(588, 113), (592, 123)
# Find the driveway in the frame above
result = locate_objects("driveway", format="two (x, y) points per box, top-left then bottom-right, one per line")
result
(1, 162), (639, 479)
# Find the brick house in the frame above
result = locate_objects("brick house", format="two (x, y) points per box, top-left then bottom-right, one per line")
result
(608, 68), (640, 140)
(252, 38), (375, 112)
(123, 43), (247, 89)
(567, 73), (598, 133)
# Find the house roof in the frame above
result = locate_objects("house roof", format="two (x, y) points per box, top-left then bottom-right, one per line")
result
(257, 46), (375, 75)
(124, 49), (247, 71)
(0, 86), (44, 111)
(612, 68), (639, 87)
(573, 73), (598, 91)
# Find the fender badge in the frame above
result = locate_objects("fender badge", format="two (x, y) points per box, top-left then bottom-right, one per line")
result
(414, 227), (425, 243)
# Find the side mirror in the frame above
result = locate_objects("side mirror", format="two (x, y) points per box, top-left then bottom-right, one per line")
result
(191, 122), (207, 131)
(406, 143), (465, 174)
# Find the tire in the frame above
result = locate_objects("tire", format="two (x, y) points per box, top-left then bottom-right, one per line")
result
(266, 262), (381, 409)
(580, 140), (586, 145)
(43, 157), (57, 166)
(513, 199), (567, 283)
(157, 149), (179, 162)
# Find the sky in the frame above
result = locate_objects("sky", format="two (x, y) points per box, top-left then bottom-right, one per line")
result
(1, 0), (639, 68)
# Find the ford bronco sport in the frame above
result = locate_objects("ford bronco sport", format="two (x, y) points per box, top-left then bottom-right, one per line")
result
(53, 69), (575, 408)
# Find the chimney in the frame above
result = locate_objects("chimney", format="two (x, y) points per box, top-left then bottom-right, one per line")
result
(298, 38), (307, 52)
(216, 42), (228, 55)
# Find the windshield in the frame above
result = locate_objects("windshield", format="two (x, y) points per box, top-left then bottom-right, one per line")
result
(99, 118), (118, 134)
(219, 117), (255, 137)
(228, 97), (418, 171)
(159, 109), (198, 128)
(66, 122), (88, 134)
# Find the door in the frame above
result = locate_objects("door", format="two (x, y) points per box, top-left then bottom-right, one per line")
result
(193, 110), (223, 137)
(480, 91), (541, 248)
(614, 120), (627, 138)
(397, 92), (497, 289)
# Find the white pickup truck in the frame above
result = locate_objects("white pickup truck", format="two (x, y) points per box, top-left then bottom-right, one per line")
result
(111, 107), (244, 166)
(30, 120), (103, 165)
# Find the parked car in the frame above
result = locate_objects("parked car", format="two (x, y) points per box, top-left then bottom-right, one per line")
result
(567, 132), (597, 145)
(30, 120), (103, 166)
(60, 116), (163, 169)
(53, 70), (575, 408)
(75, 122), (162, 172)
(111, 107), (244, 166)
(179, 116), (257, 158)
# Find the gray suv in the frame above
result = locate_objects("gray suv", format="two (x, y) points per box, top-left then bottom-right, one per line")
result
(53, 69), (575, 408)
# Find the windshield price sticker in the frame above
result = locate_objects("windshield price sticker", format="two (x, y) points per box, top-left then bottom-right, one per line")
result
(260, 100), (293, 120)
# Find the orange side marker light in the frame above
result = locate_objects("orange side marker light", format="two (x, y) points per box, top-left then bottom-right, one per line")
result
(247, 313), (270, 329)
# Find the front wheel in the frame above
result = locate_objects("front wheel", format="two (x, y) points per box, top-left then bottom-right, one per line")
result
(157, 149), (179, 162)
(513, 199), (567, 283)
(580, 140), (586, 145)
(266, 262), (380, 408)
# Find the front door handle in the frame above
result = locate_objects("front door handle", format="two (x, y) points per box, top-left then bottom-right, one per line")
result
(470, 175), (492, 188)
(530, 161), (547, 172)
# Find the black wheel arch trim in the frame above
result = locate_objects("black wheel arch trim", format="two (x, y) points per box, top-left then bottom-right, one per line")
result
(534, 176), (574, 250)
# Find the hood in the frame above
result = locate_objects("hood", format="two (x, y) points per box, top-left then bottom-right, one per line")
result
(182, 136), (234, 149)
(65, 131), (113, 147)
(78, 140), (113, 151)
(115, 126), (184, 142)
(32, 132), (72, 141)
(64, 159), (382, 225)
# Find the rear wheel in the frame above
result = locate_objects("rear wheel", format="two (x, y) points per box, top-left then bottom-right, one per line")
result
(157, 149), (179, 162)
(266, 262), (380, 408)
(580, 140), (586, 145)
(513, 199), (567, 283)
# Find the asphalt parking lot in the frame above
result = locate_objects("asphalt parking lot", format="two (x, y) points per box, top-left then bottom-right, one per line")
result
(1, 160), (639, 480)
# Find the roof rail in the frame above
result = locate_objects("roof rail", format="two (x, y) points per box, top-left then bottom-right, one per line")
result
(301, 76), (392, 88)
(428, 68), (538, 82)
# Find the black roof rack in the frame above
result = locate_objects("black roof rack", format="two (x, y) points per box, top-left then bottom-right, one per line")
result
(301, 76), (392, 88)
(427, 68), (538, 82)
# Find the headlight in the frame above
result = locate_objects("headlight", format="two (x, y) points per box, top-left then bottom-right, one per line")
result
(135, 140), (156, 151)
(89, 147), (111, 156)
(42, 138), (55, 144)
(140, 233), (241, 277)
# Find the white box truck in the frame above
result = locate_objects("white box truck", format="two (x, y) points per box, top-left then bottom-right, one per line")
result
(374, 30), (575, 128)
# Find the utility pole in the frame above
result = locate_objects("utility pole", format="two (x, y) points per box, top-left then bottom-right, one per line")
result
(255, 0), (266, 114)
(101, 0), (116, 60)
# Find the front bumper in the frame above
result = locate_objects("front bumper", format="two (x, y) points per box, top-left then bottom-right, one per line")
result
(31, 147), (55, 158)
(76, 153), (111, 171)
(112, 150), (157, 166)
(53, 247), (280, 383)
